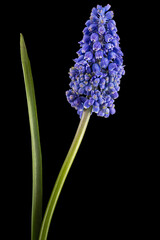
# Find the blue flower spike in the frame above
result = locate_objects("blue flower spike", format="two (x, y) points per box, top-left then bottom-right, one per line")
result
(66, 4), (125, 118)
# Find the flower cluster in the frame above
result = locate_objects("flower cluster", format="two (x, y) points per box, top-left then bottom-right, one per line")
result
(66, 4), (125, 118)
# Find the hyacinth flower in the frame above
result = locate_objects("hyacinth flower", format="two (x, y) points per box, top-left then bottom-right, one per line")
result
(20, 4), (125, 240)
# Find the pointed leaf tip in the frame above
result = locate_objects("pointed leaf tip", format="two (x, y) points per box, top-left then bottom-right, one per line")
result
(20, 33), (23, 45)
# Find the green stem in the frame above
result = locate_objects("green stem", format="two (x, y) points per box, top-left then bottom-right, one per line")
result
(39, 107), (92, 240)
(20, 34), (43, 240)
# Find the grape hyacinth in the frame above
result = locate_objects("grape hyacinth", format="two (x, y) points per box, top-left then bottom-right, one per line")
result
(20, 6), (125, 238)
(66, 4), (125, 118)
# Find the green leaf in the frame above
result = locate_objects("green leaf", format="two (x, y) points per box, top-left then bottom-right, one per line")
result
(20, 33), (43, 240)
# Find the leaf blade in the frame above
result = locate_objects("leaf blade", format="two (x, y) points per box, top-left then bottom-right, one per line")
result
(20, 33), (43, 240)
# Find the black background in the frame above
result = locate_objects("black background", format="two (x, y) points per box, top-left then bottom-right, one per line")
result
(1, 0), (158, 239)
